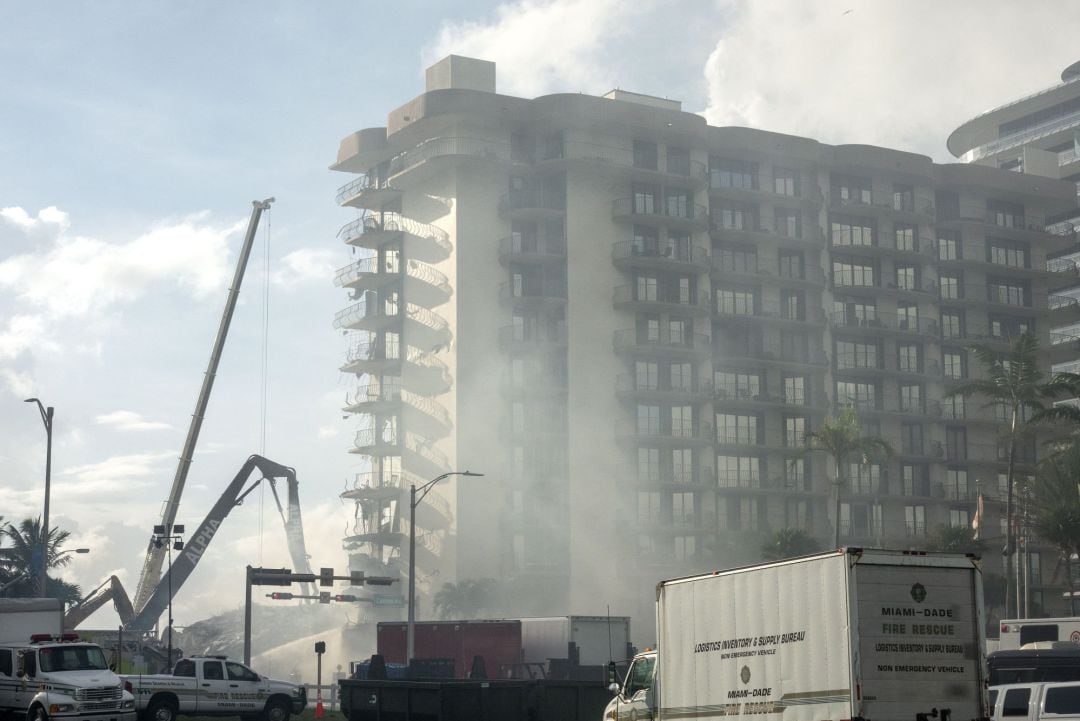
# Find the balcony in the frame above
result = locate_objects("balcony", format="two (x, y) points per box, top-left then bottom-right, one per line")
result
(337, 212), (452, 262)
(615, 374), (712, 403)
(333, 298), (451, 349)
(613, 328), (711, 359)
(827, 189), (935, 220)
(499, 277), (568, 307)
(340, 471), (452, 530)
(713, 342), (829, 368)
(622, 464), (715, 489)
(497, 321), (568, 351)
(613, 285), (710, 315)
(343, 384), (452, 437)
(383, 136), (511, 186)
(612, 197), (708, 230)
(334, 257), (452, 306)
(715, 301), (826, 325)
(523, 140), (706, 186)
(335, 174), (403, 210)
(837, 398), (943, 418)
(937, 211), (1075, 244)
(829, 311), (939, 336)
(708, 176), (824, 208)
(834, 354), (942, 379)
(499, 189), (566, 219)
(498, 235), (566, 266)
(340, 341), (451, 396)
(616, 419), (714, 446)
(612, 241), (710, 273)
(350, 429), (451, 479)
(710, 215), (824, 247)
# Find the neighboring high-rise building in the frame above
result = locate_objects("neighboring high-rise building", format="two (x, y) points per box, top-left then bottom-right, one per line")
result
(948, 60), (1080, 188)
(332, 55), (1078, 632)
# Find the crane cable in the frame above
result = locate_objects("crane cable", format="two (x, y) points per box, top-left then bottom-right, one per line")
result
(257, 206), (272, 565)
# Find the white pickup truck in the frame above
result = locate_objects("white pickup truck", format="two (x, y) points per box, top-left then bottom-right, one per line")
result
(121, 656), (306, 721)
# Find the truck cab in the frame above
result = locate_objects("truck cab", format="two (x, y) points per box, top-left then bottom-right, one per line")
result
(992, 682), (1080, 721)
(603, 650), (656, 721)
(0, 634), (136, 721)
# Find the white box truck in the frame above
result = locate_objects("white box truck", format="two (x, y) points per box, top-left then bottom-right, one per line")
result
(521, 616), (632, 668)
(605, 548), (988, 721)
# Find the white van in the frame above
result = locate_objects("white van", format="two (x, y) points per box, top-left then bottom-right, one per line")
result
(991, 682), (1080, 721)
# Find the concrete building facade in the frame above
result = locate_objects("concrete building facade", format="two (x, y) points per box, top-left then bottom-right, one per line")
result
(332, 56), (1078, 632)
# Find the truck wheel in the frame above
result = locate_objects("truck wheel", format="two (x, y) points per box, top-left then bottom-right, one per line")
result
(27, 706), (47, 721)
(261, 699), (290, 721)
(146, 698), (178, 721)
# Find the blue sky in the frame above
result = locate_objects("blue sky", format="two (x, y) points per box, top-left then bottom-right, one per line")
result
(1, 0), (1078, 627)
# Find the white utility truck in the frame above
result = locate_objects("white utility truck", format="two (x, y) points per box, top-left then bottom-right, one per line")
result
(605, 548), (988, 721)
(521, 616), (632, 671)
(121, 655), (306, 721)
(0, 598), (136, 721)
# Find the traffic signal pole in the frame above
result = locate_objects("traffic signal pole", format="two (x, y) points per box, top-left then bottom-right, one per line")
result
(244, 566), (253, 665)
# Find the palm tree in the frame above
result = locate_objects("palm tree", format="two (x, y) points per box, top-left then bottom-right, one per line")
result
(920, 524), (986, 555)
(948, 332), (1048, 618)
(760, 528), (821, 561)
(432, 578), (496, 620)
(0, 517), (82, 604)
(804, 407), (893, 549)
(1027, 443), (1080, 614)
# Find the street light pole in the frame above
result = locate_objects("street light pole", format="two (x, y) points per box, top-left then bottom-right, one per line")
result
(153, 525), (185, 669)
(24, 399), (53, 598)
(406, 470), (483, 667)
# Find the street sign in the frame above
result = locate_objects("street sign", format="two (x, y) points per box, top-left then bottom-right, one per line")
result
(372, 595), (406, 607)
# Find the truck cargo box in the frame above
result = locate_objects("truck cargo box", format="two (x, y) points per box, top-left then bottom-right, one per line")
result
(376, 620), (522, 679)
(519, 616), (631, 668)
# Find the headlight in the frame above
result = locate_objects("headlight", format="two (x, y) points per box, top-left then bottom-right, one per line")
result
(123, 700), (135, 709)
(49, 704), (75, 713)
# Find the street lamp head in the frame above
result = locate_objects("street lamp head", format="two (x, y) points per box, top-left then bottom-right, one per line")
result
(24, 398), (38, 404)
(461, 471), (485, 477)
(74, 548), (90, 554)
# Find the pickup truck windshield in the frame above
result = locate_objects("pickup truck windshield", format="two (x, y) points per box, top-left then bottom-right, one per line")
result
(39, 645), (108, 672)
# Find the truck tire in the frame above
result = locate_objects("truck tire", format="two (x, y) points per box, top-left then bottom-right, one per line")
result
(145, 697), (178, 721)
(26, 705), (47, 721)
(261, 699), (290, 721)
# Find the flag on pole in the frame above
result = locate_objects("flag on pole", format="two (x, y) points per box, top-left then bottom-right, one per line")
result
(972, 492), (984, 541)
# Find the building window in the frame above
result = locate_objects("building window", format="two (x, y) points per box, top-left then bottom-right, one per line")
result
(943, 394), (965, 419)
(717, 455), (760, 488)
(779, 251), (804, 279)
(632, 225), (660, 256)
(633, 140), (658, 171)
(988, 280), (1027, 307)
(673, 491), (695, 526)
(781, 289), (805, 320)
(848, 463), (881, 494)
(837, 380), (877, 410)
(939, 232), (960, 261)
(894, 223), (916, 251)
(897, 302), (919, 331)
(717, 413), (759, 444)
(783, 375), (806, 405)
(637, 491), (662, 524)
(940, 273), (961, 300)
(830, 216), (875, 247)
(717, 287), (757, 315)
(836, 339), (879, 369)
(714, 201), (757, 230)
(774, 167), (798, 196)
(946, 426), (967, 461)
(637, 447), (660, 482)
(895, 264), (918, 291)
(673, 448), (693, 483)
(831, 174), (872, 205)
(636, 361), (658, 390)
(785, 458), (807, 490)
(674, 535), (697, 560)
(670, 362), (692, 391)
(988, 238), (1029, 268)
(941, 310), (963, 339)
(898, 343), (921, 373)
(944, 350), (965, 379)
(666, 189), (691, 219)
(633, 184), (658, 214)
(784, 416), (806, 447)
(715, 371), (761, 399)
(671, 405), (693, 437)
(637, 405), (661, 435)
(636, 274), (658, 301)
(949, 509), (970, 528)
(893, 184), (915, 212)
(988, 199), (1025, 229)
(946, 468), (968, 500)
(775, 208), (802, 238)
(716, 246), (757, 273)
(832, 260), (876, 287)
(901, 422), (924, 455)
(785, 499), (810, 529)
(900, 383), (922, 412)
(905, 505), (927, 537)
(666, 146), (691, 176)
(902, 464), (928, 496)
(711, 158), (757, 189)
(841, 502), (882, 538)
(990, 316), (1034, 340)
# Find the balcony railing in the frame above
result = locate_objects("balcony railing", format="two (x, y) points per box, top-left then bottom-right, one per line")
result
(612, 240), (709, 266)
(827, 189), (935, 216)
(614, 285), (710, 310)
(335, 174), (397, 205)
(616, 374), (711, 395)
(499, 235), (567, 258)
(829, 311), (938, 334)
(333, 257), (450, 293)
(616, 419), (713, 442)
(385, 136), (511, 178)
(614, 328), (710, 353)
(716, 301), (826, 324)
(337, 212), (451, 249)
(497, 321), (568, 346)
(499, 278), (568, 302)
(612, 198), (707, 224)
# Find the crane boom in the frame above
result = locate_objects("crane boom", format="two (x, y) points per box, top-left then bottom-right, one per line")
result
(125, 455), (313, 631)
(132, 198), (275, 616)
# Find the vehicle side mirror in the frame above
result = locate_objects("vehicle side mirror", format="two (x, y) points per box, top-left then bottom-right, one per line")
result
(608, 682), (620, 695)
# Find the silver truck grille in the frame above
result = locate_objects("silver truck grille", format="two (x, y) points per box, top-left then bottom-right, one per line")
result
(77, 687), (122, 701)
(81, 701), (121, 710)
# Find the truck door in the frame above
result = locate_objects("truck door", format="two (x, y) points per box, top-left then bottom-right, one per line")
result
(13, 650), (36, 712)
(999, 686), (1033, 721)
(617, 655), (656, 721)
(224, 661), (263, 712)
(199, 660), (228, 712)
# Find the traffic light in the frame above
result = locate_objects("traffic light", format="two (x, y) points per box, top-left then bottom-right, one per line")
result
(365, 576), (396, 586)
(269, 592), (294, 600)
(319, 591), (331, 604)
(333, 595), (357, 603)
(319, 567), (334, 587)
(252, 568), (293, 586)
(350, 571), (365, 586)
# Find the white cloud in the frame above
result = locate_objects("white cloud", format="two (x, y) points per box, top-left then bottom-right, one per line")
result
(0, 206), (70, 239)
(95, 410), (174, 432)
(703, 0), (1080, 160)
(0, 209), (242, 320)
(426, 0), (648, 97)
(271, 247), (337, 289)
(0, 367), (35, 398)
(0, 314), (55, 360)
(61, 450), (175, 485)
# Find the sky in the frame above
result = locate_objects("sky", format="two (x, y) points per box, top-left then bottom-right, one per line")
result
(1, 0), (1079, 630)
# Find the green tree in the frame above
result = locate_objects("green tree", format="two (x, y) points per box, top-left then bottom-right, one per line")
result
(804, 407), (893, 548)
(760, 528), (821, 561)
(0, 517), (82, 605)
(1027, 442), (1080, 614)
(948, 333), (1049, 618)
(432, 578), (496, 620)
(920, 524), (986, 555)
